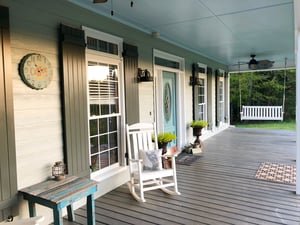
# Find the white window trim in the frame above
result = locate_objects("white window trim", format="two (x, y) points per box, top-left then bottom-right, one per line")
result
(83, 26), (126, 178)
(218, 69), (225, 125)
(196, 74), (207, 121)
(195, 62), (207, 122)
(82, 26), (123, 59)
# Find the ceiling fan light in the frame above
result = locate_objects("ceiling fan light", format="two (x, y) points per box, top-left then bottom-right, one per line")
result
(249, 63), (257, 70)
(93, 0), (107, 3)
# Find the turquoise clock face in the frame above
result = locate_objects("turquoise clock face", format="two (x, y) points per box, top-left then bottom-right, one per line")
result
(19, 53), (53, 90)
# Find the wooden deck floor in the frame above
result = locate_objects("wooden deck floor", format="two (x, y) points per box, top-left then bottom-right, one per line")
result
(68, 127), (300, 225)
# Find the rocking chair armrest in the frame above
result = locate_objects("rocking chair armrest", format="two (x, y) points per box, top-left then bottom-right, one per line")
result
(162, 151), (179, 158)
(129, 159), (143, 163)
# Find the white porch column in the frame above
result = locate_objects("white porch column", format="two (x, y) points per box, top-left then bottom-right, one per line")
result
(296, 32), (300, 194)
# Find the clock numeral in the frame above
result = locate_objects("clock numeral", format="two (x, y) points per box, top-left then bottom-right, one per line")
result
(26, 60), (32, 66)
(30, 68), (37, 76)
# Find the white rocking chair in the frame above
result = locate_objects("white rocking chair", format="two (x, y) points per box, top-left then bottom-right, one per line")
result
(126, 122), (180, 202)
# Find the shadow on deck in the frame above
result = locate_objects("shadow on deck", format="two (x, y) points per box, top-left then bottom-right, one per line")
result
(69, 127), (300, 225)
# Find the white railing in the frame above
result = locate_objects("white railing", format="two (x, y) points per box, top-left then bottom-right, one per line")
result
(240, 106), (283, 121)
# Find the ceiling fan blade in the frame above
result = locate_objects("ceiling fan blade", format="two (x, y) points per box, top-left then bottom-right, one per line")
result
(256, 60), (274, 69)
(93, 0), (107, 3)
(231, 62), (247, 67)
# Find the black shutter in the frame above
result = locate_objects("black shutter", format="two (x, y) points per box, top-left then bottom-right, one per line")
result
(215, 70), (218, 127)
(0, 6), (18, 222)
(59, 24), (90, 177)
(123, 43), (139, 124)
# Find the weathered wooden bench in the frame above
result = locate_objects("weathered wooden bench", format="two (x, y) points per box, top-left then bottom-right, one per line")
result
(20, 176), (98, 225)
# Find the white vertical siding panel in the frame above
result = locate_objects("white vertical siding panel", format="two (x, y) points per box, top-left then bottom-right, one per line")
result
(139, 83), (154, 123)
(8, 4), (63, 191)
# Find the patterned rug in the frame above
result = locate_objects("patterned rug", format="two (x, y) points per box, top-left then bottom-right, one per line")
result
(255, 162), (296, 185)
(176, 153), (202, 166)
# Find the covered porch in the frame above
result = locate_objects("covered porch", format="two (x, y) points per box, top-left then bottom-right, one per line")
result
(1, 1), (300, 224)
(69, 127), (299, 224)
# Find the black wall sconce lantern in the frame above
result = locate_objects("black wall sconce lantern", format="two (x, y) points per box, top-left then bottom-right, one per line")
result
(137, 68), (153, 82)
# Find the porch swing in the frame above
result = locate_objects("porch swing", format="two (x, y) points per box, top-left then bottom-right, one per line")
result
(240, 58), (287, 121)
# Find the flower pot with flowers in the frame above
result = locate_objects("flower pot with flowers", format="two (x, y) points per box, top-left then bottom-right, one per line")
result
(190, 120), (208, 147)
(156, 132), (177, 154)
(154, 132), (177, 168)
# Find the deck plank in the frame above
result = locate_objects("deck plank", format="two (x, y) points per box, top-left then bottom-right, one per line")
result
(71, 128), (299, 225)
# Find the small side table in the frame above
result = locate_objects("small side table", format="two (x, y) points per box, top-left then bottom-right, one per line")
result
(20, 176), (98, 225)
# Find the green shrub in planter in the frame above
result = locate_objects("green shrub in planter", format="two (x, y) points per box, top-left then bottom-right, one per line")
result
(156, 132), (177, 144)
(190, 120), (208, 128)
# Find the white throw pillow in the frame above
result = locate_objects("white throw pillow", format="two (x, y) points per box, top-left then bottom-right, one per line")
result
(140, 149), (162, 171)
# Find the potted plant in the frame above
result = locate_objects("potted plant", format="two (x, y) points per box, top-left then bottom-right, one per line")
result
(154, 132), (177, 169)
(190, 120), (208, 128)
(190, 120), (208, 146)
(156, 132), (177, 154)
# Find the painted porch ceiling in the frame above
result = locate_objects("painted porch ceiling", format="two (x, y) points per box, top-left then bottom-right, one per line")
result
(68, 0), (295, 72)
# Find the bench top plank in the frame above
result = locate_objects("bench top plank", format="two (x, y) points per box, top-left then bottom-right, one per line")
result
(20, 176), (98, 205)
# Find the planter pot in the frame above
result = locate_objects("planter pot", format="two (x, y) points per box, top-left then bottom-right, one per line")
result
(192, 126), (203, 147)
(192, 126), (203, 137)
(158, 142), (168, 154)
(158, 142), (172, 168)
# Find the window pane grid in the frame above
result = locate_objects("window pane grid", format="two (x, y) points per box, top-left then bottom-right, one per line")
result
(88, 61), (120, 173)
(198, 103), (206, 120)
(218, 79), (224, 122)
(87, 36), (118, 55)
(196, 79), (206, 121)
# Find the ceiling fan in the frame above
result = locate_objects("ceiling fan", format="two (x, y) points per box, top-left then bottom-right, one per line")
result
(248, 54), (274, 70)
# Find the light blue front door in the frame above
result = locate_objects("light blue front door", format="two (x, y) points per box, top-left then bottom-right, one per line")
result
(163, 71), (177, 146)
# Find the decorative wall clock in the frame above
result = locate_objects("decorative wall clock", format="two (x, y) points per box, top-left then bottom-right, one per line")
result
(19, 53), (53, 90)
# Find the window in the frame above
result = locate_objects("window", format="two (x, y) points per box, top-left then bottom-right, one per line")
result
(84, 27), (124, 175)
(88, 62), (120, 172)
(194, 63), (207, 122)
(87, 37), (118, 55)
(218, 75), (225, 124)
(196, 78), (206, 121)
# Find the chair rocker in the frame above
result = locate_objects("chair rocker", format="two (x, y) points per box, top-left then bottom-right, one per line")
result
(126, 122), (180, 202)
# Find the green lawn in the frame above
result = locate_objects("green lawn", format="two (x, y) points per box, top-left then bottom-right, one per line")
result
(234, 120), (296, 131)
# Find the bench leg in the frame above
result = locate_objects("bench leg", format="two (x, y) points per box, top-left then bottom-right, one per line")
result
(28, 201), (36, 217)
(86, 194), (95, 225)
(53, 208), (63, 225)
(67, 204), (75, 221)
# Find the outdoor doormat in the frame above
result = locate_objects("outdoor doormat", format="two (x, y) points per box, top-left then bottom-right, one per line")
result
(255, 162), (296, 185)
(176, 153), (202, 166)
